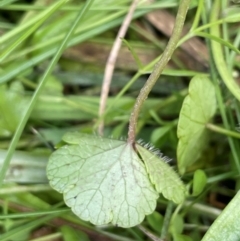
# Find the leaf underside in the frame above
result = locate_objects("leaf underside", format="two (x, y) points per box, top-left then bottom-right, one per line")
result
(47, 134), (158, 227)
(47, 132), (185, 227)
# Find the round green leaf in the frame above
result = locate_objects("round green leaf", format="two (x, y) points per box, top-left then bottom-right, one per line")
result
(47, 132), (186, 227)
(47, 133), (158, 227)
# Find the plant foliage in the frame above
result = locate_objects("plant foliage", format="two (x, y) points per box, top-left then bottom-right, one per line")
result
(47, 132), (186, 227)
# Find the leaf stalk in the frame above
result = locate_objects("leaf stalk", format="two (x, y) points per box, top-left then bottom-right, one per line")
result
(127, 0), (191, 144)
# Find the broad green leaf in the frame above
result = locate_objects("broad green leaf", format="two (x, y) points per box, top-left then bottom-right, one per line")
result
(177, 76), (216, 174)
(47, 133), (159, 228)
(63, 134), (186, 203)
(201, 191), (240, 241)
(136, 144), (186, 204)
(47, 132), (186, 227)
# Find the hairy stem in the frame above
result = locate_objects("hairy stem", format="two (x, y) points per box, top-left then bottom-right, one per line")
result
(127, 0), (191, 144)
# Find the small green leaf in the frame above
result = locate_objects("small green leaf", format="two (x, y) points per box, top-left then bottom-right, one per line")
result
(47, 132), (159, 228)
(62, 131), (99, 145)
(146, 211), (164, 234)
(171, 215), (193, 241)
(192, 169), (207, 196)
(61, 225), (90, 241)
(136, 144), (186, 204)
(173, 234), (192, 241)
(0, 82), (27, 137)
(61, 225), (79, 241)
(151, 125), (172, 144)
(177, 76), (216, 174)
(201, 191), (240, 241)
(170, 214), (184, 235)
